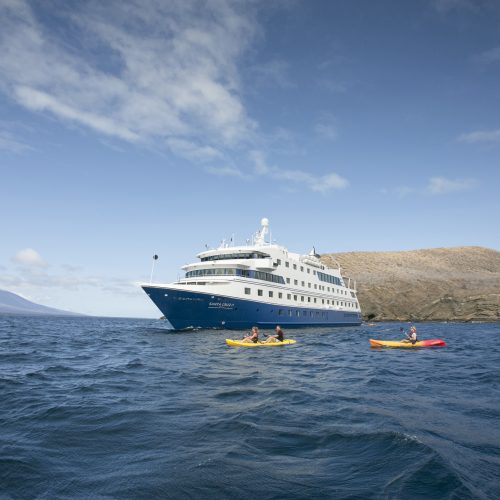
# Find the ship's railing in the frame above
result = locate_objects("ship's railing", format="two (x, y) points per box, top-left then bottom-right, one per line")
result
(342, 276), (357, 292)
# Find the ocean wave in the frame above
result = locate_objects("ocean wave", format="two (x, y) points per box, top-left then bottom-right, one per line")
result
(1, 317), (498, 499)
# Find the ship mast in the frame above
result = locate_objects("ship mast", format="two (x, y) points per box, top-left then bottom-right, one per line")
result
(255, 218), (269, 246)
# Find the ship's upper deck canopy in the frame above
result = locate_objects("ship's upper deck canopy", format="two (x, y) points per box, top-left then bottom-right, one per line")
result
(198, 248), (270, 262)
(194, 218), (341, 275)
(198, 249), (271, 261)
(197, 218), (286, 260)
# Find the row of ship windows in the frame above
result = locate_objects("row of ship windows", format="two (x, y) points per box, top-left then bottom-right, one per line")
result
(186, 268), (348, 295)
(198, 255), (343, 286)
(186, 268), (284, 284)
(257, 309), (359, 319)
(244, 287), (357, 308)
(276, 259), (325, 273)
(285, 277), (349, 295)
(278, 310), (329, 318)
(276, 260), (342, 285)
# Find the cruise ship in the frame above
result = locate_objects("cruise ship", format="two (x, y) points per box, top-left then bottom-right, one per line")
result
(142, 219), (362, 329)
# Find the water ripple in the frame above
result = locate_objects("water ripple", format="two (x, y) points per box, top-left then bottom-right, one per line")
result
(0, 316), (499, 498)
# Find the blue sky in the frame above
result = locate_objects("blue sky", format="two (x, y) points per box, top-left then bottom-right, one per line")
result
(1, 0), (499, 317)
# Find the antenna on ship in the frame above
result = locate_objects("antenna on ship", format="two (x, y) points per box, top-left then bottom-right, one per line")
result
(150, 254), (158, 283)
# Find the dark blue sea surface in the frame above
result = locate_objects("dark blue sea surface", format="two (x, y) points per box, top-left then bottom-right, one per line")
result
(0, 316), (499, 499)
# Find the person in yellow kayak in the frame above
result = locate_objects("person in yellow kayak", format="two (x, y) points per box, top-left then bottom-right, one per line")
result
(401, 325), (418, 344)
(241, 326), (259, 343)
(263, 325), (285, 343)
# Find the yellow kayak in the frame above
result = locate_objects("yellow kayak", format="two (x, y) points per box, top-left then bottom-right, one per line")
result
(370, 339), (446, 348)
(226, 339), (297, 347)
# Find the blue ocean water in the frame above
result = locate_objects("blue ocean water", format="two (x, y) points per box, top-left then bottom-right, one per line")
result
(0, 316), (499, 499)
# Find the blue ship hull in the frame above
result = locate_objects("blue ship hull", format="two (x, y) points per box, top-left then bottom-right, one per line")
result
(142, 286), (362, 330)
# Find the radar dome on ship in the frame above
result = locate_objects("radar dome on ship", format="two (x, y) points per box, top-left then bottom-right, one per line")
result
(261, 218), (269, 227)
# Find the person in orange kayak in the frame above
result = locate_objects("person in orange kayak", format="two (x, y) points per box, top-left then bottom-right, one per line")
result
(242, 326), (259, 343)
(401, 325), (418, 344)
(263, 325), (285, 343)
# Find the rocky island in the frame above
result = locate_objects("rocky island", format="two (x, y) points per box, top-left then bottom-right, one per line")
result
(0, 289), (82, 316)
(321, 247), (500, 322)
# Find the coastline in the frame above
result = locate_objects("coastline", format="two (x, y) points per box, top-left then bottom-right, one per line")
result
(322, 246), (500, 323)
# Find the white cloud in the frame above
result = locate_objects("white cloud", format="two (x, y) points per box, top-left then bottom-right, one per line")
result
(0, 1), (350, 194)
(426, 176), (477, 195)
(166, 137), (223, 162)
(12, 248), (48, 268)
(250, 150), (348, 193)
(0, 0), (257, 149)
(310, 173), (349, 192)
(15, 86), (140, 142)
(458, 129), (500, 144)
(0, 265), (139, 296)
(204, 165), (247, 178)
(383, 177), (478, 197)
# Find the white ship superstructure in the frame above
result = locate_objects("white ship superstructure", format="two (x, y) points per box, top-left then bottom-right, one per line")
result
(142, 219), (362, 329)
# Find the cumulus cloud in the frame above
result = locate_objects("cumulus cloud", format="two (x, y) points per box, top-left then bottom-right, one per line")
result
(458, 129), (500, 144)
(426, 176), (477, 195)
(12, 248), (48, 268)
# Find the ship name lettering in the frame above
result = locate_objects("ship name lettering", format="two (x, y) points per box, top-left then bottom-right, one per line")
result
(208, 302), (234, 308)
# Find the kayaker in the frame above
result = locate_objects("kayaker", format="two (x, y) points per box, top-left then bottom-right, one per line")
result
(401, 326), (418, 344)
(242, 326), (259, 343)
(263, 325), (285, 343)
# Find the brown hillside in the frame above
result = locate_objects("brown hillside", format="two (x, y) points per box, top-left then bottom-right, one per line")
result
(321, 247), (500, 322)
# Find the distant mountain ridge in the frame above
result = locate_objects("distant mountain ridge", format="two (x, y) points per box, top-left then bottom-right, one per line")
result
(0, 289), (82, 316)
(321, 246), (500, 322)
